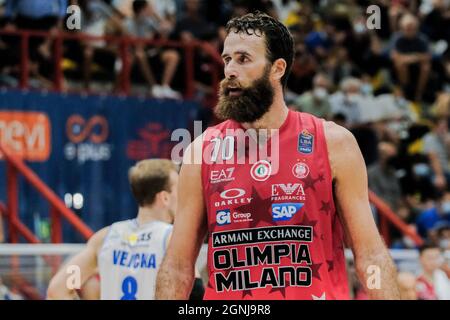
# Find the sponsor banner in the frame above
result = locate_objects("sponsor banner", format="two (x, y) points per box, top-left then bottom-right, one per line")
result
(0, 111), (51, 161)
(0, 90), (200, 241)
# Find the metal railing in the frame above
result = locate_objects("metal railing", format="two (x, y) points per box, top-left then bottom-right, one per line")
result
(369, 190), (424, 246)
(0, 144), (93, 243)
(0, 29), (223, 99)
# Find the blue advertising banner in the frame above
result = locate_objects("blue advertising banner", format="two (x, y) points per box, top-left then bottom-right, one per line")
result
(0, 90), (201, 242)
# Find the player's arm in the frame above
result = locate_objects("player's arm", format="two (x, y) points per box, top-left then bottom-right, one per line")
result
(0, 212), (4, 243)
(325, 122), (400, 299)
(156, 136), (208, 299)
(46, 227), (109, 300)
(163, 230), (205, 300)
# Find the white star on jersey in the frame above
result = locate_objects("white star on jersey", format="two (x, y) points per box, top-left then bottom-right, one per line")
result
(312, 292), (326, 300)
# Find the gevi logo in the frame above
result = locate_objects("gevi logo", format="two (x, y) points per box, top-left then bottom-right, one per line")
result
(0, 111), (51, 162)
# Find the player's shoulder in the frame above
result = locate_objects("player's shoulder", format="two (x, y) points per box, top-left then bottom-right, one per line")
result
(92, 219), (134, 242)
(87, 226), (111, 251)
(322, 120), (358, 150)
(322, 121), (360, 177)
(182, 133), (204, 166)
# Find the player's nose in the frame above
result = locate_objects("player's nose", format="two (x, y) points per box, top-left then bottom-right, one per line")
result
(224, 60), (239, 79)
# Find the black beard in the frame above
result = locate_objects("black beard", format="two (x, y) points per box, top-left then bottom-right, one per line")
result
(215, 67), (274, 123)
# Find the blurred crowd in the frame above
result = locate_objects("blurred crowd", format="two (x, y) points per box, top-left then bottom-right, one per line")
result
(0, 0), (450, 299)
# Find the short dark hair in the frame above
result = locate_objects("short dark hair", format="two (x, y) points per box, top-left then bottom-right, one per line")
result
(132, 0), (148, 16)
(128, 159), (177, 207)
(418, 242), (440, 256)
(225, 11), (295, 88)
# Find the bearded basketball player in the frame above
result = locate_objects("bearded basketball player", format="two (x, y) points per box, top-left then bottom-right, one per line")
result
(156, 12), (400, 300)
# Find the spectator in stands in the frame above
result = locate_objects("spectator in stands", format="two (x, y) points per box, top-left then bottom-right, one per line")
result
(329, 77), (364, 126)
(434, 221), (450, 250)
(374, 87), (418, 127)
(3, 0), (68, 87)
(391, 224), (421, 249)
(290, 72), (332, 119)
(388, 0), (412, 34)
(326, 46), (361, 86)
(422, 113), (450, 191)
(305, 24), (334, 60)
(173, 0), (219, 98)
(416, 243), (450, 300)
(147, 0), (177, 34)
(175, 0), (216, 42)
(397, 272), (418, 300)
(125, 0), (181, 99)
(0, 1), (18, 86)
(286, 43), (319, 95)
(416, 191), (450, 239)
(271, 0), (300, 23)
(76, 0), (124, 90)
(421, 0), (450, 43)
(368, 141), (403, 211)
(390, 14), (431, 102)
(431, 92), (450, 118)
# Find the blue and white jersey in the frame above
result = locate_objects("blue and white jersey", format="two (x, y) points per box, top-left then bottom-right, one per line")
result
(98, 219), (172, 300)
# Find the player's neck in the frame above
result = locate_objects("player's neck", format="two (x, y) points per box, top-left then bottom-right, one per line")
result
(422, 270), (435, 282)
(136, 206), (172, 226)
(241, 95), (289, 131)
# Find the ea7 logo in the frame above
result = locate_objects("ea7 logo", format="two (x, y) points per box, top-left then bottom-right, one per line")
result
(210, 167), (235, 183)
(272, 184), (305, 196)
(272, 203), (304, 221)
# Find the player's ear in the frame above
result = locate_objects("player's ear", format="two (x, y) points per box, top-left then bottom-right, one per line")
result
(159, 190), (170, 205)
(271, 58), (286, 82)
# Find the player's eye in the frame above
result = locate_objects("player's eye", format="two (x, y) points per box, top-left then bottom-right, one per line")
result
(238, 56), (249, 63)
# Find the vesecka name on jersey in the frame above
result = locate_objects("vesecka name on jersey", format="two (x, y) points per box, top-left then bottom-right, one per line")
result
(112, 250), (156, 269)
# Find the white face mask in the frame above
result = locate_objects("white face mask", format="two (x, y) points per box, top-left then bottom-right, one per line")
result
(346, 94), (360, 104)
(353, 22), (366, 34)
(439, 239), (450, 250)
(413, 163), (430, 177)
(403, 236), (417, 248)
(313, 87), (328, 100)
(441, 201), (450, 215)
(361, 84), (373, 96)
(396, 97), (407, 107)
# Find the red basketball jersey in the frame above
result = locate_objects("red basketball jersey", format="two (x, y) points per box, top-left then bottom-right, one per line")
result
(201, 109), (350, 300)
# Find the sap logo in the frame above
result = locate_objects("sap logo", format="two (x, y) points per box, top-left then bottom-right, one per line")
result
(210, 167), (235, 184)
(272, 203), (304, 221)
(216, 210), (231, 225)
